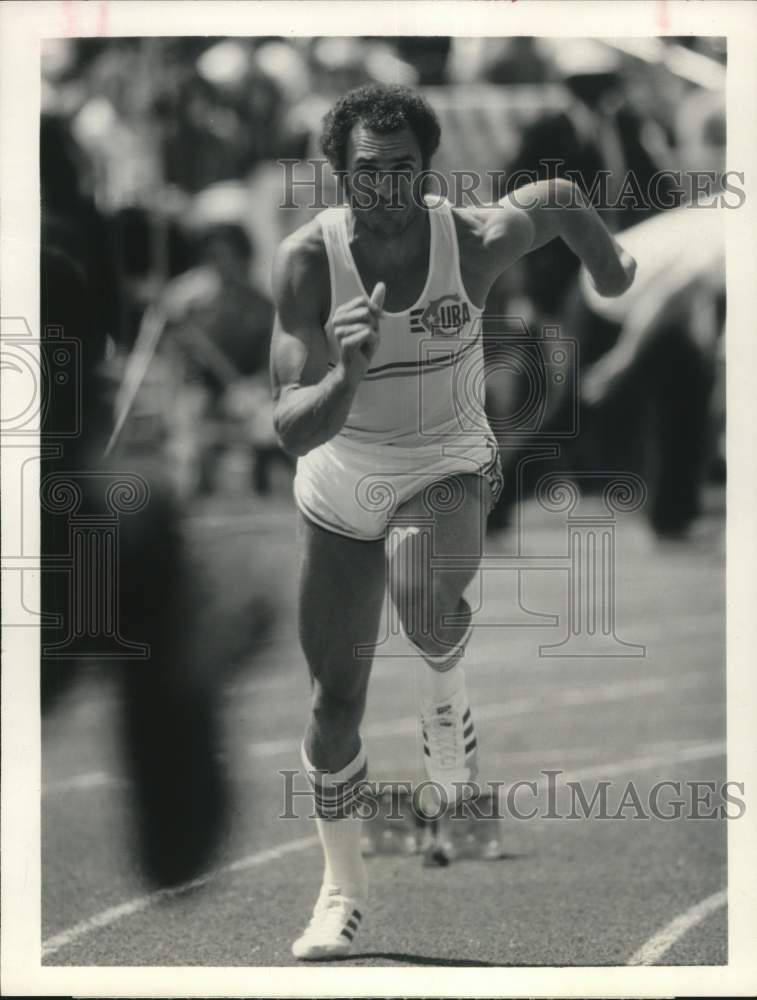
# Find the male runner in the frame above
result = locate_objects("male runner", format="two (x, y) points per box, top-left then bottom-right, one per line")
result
(270, 84), (635, 959)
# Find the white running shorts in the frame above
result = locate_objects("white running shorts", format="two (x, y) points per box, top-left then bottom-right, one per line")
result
(294, 434), (504, 541)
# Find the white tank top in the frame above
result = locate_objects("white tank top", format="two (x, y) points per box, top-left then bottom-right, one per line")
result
(319, 196), (490, 448)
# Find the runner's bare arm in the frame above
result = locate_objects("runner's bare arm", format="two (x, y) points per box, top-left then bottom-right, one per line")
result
(270, 230), (383, 457)
(480, 179), (636, 297)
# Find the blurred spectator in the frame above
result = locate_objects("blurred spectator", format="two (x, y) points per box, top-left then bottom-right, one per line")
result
(572, 95), (726, 538)
(395, 36), (452, 85)
(500, 41), (681, 320)
(161, 39), (311, 192)
(483, 41), (692, 528)
(479, 37), (554, 86)
(110, 204), (194, 341)
(574, 210), (724, 537)
(41, 112), (119, 340)
(160, 220), (285, 494)
(163, 72), (249, 192)
(69, 40), (163, 210)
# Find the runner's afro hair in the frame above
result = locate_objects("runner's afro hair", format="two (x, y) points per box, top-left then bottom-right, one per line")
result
(320, 84), (441, 171)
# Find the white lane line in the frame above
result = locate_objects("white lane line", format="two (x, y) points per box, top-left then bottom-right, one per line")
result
(482, 740), (725, 808)
(41, 834), (319, 960)
(247, 673), (704, 758)
(626, 889), (728, 965)
(42, 740), (725, 960)
(42, 772), (124, 795)
(485, 738), (725, 774)
(549, 739), (725, 785)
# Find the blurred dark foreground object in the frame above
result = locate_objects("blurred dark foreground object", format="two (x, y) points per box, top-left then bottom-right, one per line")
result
(42, 453), (277, 887)
(116, 459), (225, 887)
(115, 458), (275, 886)
(41, 245), (276, 888)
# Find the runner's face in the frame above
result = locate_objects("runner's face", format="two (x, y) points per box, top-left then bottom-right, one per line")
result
(344, 124), (424, 235)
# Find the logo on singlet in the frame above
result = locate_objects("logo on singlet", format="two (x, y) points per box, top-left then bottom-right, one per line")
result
(410, 293), (471, 337)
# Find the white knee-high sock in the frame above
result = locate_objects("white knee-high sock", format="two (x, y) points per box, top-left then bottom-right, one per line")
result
(410, 616), (473, 705)
(301, 743), (368, 899)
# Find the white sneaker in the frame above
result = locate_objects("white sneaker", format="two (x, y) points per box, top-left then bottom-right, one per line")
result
(419, 680), (478, 807)
(291, 884), (365, 960)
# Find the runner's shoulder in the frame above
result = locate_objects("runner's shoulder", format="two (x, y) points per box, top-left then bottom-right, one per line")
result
(449, 204), (499, 266)
(452, 201), (533, 259)
(450, 204), (487, 239)
(271, 217), (329, 310)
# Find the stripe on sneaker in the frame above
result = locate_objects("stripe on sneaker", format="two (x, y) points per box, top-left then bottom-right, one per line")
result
(346, 918), (358, 931)
(352, 909), (362, 920)
(340, 928), (353, 941)
(423, 746), (431, 756)
(464, 738), (477, 754)
(463, 723), (474, 738)
(463, 709), (471, 723)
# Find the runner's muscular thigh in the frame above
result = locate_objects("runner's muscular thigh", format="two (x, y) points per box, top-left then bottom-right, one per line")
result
(386, 473), (489, 639)
(297, 514), (386, 702)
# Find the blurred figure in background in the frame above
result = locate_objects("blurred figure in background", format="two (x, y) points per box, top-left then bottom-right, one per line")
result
(572, 92), (726, 538)
(477, 36), (553, 86)
(485, 41), (686, 528)
(40, 112), (119, 342)
(495, 40), (681, 324)
(160, 38), (311, 192)
(578, 215), (724, 537)
(162, 71), (250, 192)
(394, 36), (452, 85)
(40, 110), (115, 710)
(160, 220), (286, 495)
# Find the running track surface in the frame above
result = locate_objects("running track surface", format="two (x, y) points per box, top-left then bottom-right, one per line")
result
(42, 486), (727, 968)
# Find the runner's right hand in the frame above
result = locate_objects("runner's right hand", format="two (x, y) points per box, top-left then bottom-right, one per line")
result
(333, 283), (385, 385)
